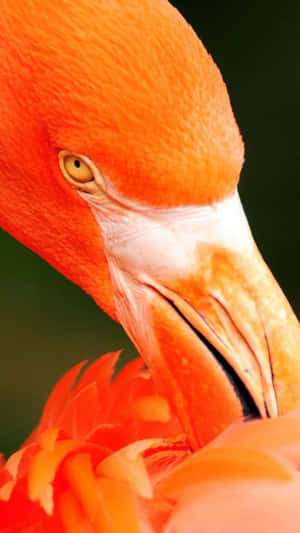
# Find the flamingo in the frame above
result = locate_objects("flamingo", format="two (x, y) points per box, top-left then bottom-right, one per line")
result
(0, 0), (299, 530)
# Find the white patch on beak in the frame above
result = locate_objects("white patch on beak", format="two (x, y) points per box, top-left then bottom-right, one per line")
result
(83, 189), (255, 287)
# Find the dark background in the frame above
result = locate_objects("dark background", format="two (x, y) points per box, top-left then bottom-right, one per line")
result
(0, 1), (299, 457)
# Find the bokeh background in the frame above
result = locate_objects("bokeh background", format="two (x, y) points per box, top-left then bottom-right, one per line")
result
(1, 1), (299, 457)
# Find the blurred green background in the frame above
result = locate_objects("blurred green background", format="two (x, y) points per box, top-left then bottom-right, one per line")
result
(1, 1), (299, 457)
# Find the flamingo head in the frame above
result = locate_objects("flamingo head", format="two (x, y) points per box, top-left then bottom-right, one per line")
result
(0, 0), (299, 448)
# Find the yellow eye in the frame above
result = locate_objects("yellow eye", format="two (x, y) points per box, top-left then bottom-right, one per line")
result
(59, 151), (105, 195)
(63, 155), (94, 183)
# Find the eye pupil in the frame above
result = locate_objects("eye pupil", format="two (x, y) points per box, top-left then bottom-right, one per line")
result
(61, 153), (95, 185)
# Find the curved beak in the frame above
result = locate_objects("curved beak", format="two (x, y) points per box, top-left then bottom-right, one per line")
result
(146, 242), (300, 449)
(88, 190), (300, 450)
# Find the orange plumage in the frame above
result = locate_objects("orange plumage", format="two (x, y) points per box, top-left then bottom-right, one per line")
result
(1, 355), (300, 532)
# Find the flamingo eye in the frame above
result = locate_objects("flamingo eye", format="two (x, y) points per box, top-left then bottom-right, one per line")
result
(59, 151), (106, 195)
(62, 155), (94, 183)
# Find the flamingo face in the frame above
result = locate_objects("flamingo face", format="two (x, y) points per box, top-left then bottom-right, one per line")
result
(0, 0), (299, 448)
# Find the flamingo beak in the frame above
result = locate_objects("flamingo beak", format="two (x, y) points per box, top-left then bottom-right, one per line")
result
(87, 189), (300, 450)
(146, 241), (300, 449)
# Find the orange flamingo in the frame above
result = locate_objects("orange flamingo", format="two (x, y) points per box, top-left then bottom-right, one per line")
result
(0, 0), (299, 531)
